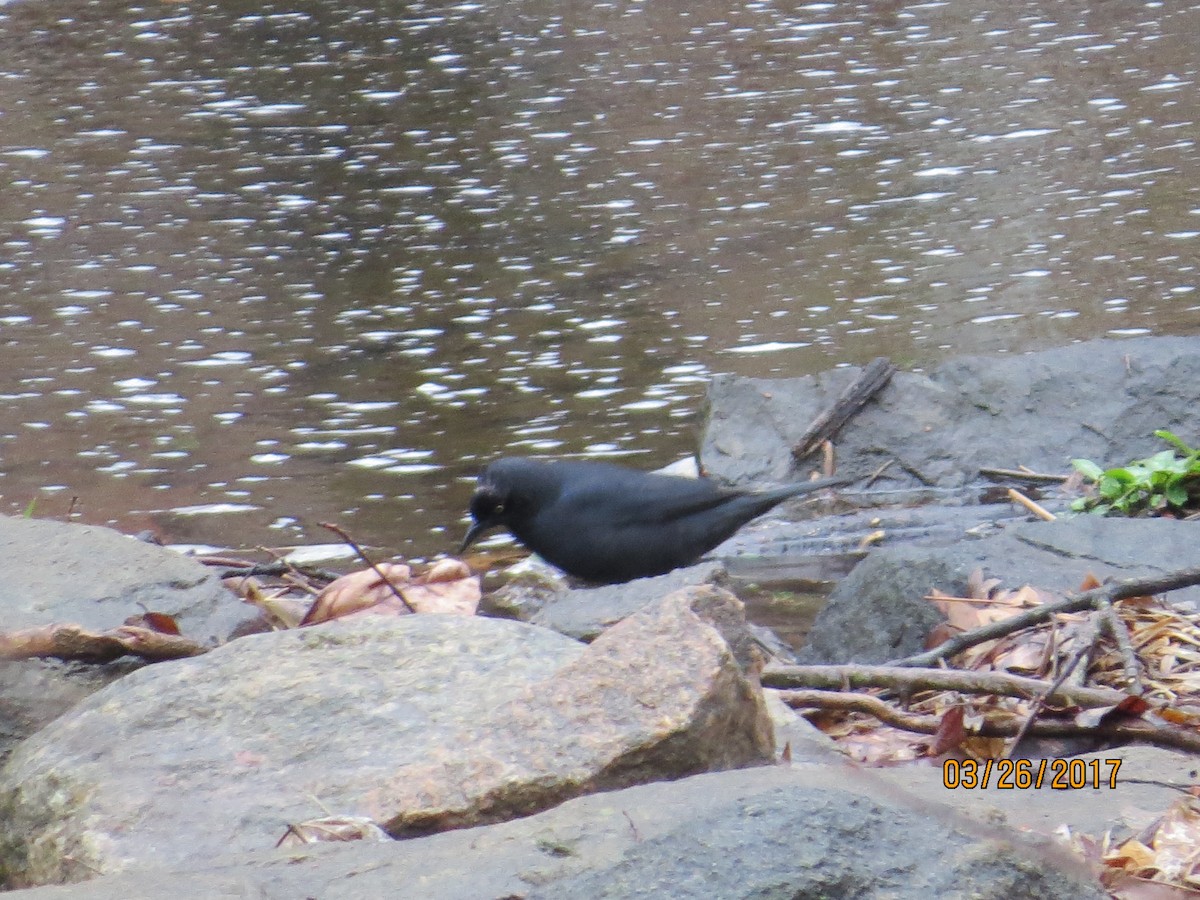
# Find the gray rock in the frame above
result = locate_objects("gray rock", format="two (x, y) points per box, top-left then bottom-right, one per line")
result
(530, 560), (728, 641)
(701, 335), (1200, 490)
(799, 549), (962, 664)
(1, 765), (1106, 900)
(377, 585), (775, 837)
(1003, 516), (1200, 609)
(0, 587), (775, 886)
(0, 516), (250, 759)
(0, 516), (244, 640)
(534, 773), (1105, 900)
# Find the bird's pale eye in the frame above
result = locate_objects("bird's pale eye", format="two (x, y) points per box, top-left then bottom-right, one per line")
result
(494, 503), (505, 514)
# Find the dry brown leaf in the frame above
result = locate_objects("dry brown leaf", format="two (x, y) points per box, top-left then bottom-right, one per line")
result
(301, 561), (481, 624)
(300, 564), (414, 625)
(992, 631), (1053, 674)
(1105, 799), (1200, 889)
(836, 724), (930, 766)
(927, 705), (966, 757)
(125, 612), (181, 635)
(399, 559), (480, 615)
(966, 567), (1003, 600)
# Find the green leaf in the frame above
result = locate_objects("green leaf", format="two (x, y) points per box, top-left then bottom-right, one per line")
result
(1165, 481), (1189, 507)
(1145, 450), (1180, 471)
(1071, 459), (1104, 481)
(1099, 475), (1128, 499)
(1155, 429), (1197, 456)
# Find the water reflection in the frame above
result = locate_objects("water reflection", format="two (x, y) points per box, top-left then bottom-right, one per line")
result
(0, 0), (1197, 559)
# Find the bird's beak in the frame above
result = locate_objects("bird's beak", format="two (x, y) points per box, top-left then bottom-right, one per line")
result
(458, 519), (491, 555)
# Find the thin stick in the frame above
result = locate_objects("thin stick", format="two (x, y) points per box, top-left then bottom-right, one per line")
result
(1003, 631), (1095, 758)
(762, 664), (1126, 709)
(865, 459), (894, 487)
(319, 522), (415, 613)
(1096, 600), (1143, 694)
(887, 566), (1200, 668)
(779, 690), (1200, 754)
(1006, 488), (1057, 522)
(979, 468), (1069, 484)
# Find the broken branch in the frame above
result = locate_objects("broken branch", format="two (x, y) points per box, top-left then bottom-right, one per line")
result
(0, 624), (209, 664)
(792, 357), (896, 461)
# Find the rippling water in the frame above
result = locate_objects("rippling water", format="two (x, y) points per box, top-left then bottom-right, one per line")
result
(0, 0), (1197, 559)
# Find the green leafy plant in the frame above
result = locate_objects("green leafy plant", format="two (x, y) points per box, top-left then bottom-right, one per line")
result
(1071, 430), (1200, 516)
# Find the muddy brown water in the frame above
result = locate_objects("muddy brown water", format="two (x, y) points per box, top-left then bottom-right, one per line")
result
(0, 0), (1197, 564)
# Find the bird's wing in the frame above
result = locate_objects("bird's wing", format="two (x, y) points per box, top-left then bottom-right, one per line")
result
(556, 469), (742, 526)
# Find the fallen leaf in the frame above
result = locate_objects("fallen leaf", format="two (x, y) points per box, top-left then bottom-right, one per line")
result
(300, 560), (481, 624)
(300, 564), (413, 625)
(927, 705), (966, 757)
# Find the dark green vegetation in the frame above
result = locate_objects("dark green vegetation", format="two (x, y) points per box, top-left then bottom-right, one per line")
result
(1072, 430), (1200, 516)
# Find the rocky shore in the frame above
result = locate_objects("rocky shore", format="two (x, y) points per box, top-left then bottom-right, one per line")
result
(3, 335), (1198, 898)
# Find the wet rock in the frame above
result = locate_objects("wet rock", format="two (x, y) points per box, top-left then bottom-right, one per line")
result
(0, 587), (774, 887)
(0, 516), (249, 759)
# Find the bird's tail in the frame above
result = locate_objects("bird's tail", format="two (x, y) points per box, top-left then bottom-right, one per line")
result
(774, 474), (852, 499)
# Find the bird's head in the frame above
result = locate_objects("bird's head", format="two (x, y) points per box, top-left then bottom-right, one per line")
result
(458, 458), (550, 554)
(458, 484), (510, 553)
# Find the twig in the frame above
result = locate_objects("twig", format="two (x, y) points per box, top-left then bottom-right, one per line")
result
(1096, 599), (1143, 694)
(979, 468), (1069, 484)
(792, 357), (896, 460)
(887, 566), (1200, 668)
(779, 690), (1200, 754)
(1004, 629), (1096, 758)
(319, 522), (415, 614)
(1006, 488), (1057, 522)
(896, 458), (936, 486)
(865, 459), (893, 487)
(1065, 613), (1102, 688)
(762, 664), (1126, 709)
(205, 559), (342, 582)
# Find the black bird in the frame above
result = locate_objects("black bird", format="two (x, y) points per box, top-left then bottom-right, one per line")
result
(459, 457), (848, 584)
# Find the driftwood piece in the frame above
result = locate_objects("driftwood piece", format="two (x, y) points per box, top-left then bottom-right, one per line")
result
(0, 624), (209, 664)
(792, 356), (896, 461)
